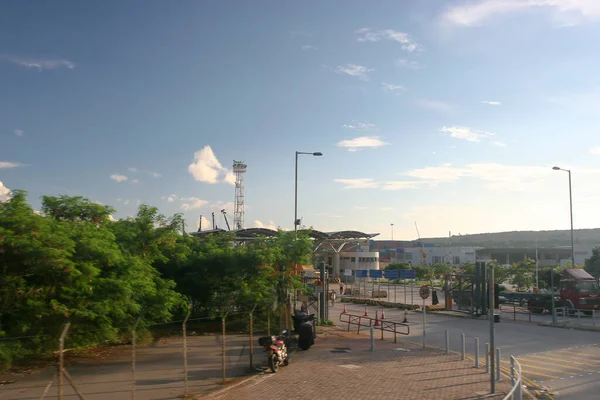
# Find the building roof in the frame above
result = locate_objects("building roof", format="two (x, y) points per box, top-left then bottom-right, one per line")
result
(190, 228), (379, 240)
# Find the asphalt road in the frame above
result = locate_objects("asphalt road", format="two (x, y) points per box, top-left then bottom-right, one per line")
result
(333, 302), (600, 400)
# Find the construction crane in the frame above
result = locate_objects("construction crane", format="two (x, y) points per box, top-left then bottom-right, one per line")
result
(221, 209), (231, 231)
(415, 221), (426, 265)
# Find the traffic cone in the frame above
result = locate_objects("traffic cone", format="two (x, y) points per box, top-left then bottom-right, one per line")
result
(343, 304), (347, 313)
(364, 306), (368, 316)
(374, 311), (380, 326)
(402, 309), (408, 323)
(381, 309), (386, 319)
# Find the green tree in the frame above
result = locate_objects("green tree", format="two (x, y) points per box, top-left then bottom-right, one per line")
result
(585, 246), (600, 280)
(509, 258), (537, 291)
(385, 262), (411, 270)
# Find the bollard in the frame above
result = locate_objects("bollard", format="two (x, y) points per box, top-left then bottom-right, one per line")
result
(510, 356), (515, 386)
(485, 343), (490, 373)
(496, 348), (501, 381)
(475, 337), (480, 368)
(461, 333), (465, 361)
(594, 309), (597, 328)
(445, 330), (449, 355)
(370, 326), (375, 352)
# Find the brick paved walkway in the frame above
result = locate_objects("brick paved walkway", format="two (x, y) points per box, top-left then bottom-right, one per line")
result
(202, 328), (513, 400)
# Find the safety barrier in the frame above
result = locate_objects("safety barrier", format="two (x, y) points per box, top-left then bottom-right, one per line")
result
(499, 304), (533, 322)
(503, 355), (523, 400)
(339, 312), (410, 343)
(555, 307), (597, 327)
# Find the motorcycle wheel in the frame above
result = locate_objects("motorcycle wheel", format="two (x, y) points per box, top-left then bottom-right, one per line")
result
(268, 353), (279, 373)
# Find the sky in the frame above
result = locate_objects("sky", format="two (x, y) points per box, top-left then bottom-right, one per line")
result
(2, 0), (600, 240)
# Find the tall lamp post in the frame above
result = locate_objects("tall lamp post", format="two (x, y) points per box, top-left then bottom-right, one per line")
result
(391, 223), (394, 241)
(552, 166), (575, 267)
(294, 151), (322, 234)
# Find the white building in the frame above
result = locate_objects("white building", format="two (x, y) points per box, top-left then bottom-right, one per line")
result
(396, 246), (477, 266)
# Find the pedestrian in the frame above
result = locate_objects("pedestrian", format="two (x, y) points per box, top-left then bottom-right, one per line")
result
(339, 283), (344, 296)
(432, 289), (439, 305)
(329, 290), (336, 306)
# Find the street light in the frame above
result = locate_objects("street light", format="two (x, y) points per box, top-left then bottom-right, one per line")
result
(391, 223), (394, 241)
(552, 166), (575, 267)
(294, 151), (322, 233)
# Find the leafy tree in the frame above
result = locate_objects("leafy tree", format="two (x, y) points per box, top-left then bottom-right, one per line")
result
(585, 246), (600, 280)
(385, 262), (411, 270)
(509, 258), (537, 291)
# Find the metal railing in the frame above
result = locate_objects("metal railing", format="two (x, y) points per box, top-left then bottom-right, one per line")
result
(555, 307), (597, 327)
(503, 355), (523, 400)
(499, 304), (533, 322)
(339, 312), (410, 342)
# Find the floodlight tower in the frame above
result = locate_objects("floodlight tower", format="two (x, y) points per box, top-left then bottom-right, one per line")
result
(233, 160), (247, 230)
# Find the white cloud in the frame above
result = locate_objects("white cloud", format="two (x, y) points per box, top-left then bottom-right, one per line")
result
(441, 0), (600, 27)
(334, 178), (378, 189)
(180, 197), (209, 211)
(342, 122), (375, 130)
(590, 146), (600, 155)
(337, 136), (389, 152)
(301, 45), (318, 51)
(110, 174), (128, 182)
(166, 194), (179, 202)
(2, 55), (75, 70)
(150, 171), (161, 178)
(335, 64), (374, 81)
(131, 179), (140, 184)
(491, 141), (507, 147)
(188, 145), (235, 185)
(0, 181), (11, 202)
(0, 161), (22, 169)
(381, 83), (404, 92)
(481, 101), (502, 105)
(128, 167), (138, 172)
(108, 215), (118, 222)
(395, 59), (421, 70)
(124, 200), (131, 205)
(254, 220), (279, 230)
(440, 126), (494, 142)
(14, 129), (24, 136)
(355, 28), (421, 52)
(381, 181), (424, 190)
(416, 99), (453, 112)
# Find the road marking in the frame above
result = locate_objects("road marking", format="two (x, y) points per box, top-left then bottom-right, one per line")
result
(524, 354), (600, 368)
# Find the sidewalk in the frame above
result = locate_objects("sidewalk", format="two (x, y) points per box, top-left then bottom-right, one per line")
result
(204, 327), (513, 400)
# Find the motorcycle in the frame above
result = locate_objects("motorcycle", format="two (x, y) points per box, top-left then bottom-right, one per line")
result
(292, 311), (315, 350)
(258, 330), (290, 373)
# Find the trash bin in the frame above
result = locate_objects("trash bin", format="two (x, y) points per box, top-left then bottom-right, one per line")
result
(494, 313), (500, 323)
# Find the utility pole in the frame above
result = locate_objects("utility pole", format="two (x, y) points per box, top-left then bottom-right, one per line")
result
(488, 262), (495, 394)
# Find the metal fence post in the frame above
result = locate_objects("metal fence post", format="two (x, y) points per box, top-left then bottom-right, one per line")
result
(475, 337), (480, 368)
(182, 310), (191, 396)
(370, 326), (374, 352)
(445, 330), (449, 354)
(461, 333), (465, 361)
(510, 356), (515, 386)
(58, 323), (71, 400)
(496, 348), (501, 381)
(222, 316), (227, 384)
(249, 311), (254, 370)
(485, 343), (490, 373)
(131, 316), (141, 400)
(594, 309), (596, 328)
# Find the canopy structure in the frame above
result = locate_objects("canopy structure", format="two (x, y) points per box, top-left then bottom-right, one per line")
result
(190, 227), (379, 241)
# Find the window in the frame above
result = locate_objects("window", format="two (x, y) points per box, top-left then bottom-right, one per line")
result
(452, 256), (460, 265)
(432, 256), (443, 264)
(351, 257), (356, 262)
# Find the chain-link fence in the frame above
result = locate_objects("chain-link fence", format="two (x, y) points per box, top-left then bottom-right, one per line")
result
(0, 307), (288, 400)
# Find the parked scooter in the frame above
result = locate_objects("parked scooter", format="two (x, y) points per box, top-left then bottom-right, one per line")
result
(258, 330), (290, 373)
(292, 311), (315, 350)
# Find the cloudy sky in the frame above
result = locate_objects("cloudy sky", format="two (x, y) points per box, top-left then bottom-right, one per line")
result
(2, 0), (600, 240)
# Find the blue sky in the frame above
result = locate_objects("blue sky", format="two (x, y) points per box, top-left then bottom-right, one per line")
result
(2, 0), (600, 240)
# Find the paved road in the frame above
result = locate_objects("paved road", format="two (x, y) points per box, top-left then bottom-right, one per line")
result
(334, 302), (600, 399)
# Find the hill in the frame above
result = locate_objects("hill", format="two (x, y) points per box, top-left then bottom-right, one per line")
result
(420, 229), (600, 248)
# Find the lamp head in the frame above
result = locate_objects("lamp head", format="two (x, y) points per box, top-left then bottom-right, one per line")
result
(552, 166), (560, 170)
(313, 152), (323, 156)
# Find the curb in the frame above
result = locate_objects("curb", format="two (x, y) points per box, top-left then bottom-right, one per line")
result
(536, 322), (600, 332)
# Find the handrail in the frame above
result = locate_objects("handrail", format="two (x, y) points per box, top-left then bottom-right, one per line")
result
(503, 355), (522, 400)
(339, 312), (410, 343)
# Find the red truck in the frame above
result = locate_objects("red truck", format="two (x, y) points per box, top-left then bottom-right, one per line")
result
(528, 268), (600, 313)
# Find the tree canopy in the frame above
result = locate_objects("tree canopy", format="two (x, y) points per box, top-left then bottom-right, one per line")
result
(0, 192), (311, 369)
